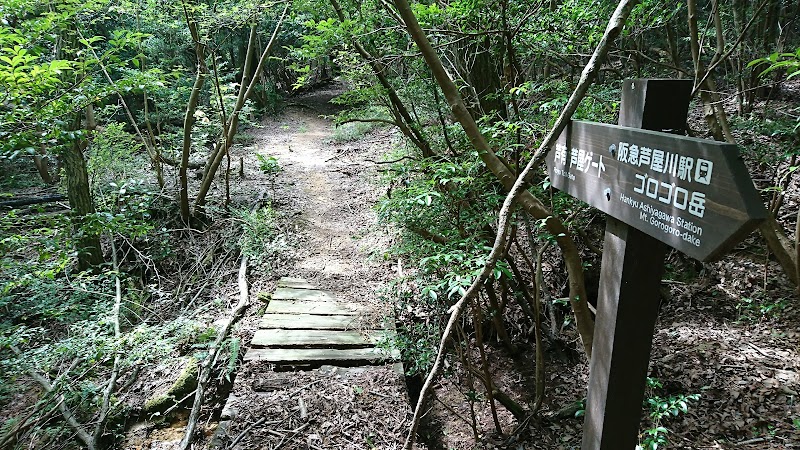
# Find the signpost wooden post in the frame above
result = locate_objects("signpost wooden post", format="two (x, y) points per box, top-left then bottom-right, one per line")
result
(545, 79), (768, 449)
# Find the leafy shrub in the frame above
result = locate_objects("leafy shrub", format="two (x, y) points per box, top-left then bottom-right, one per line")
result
(256, 154), (282, 175)
(235, 204), (292, 272)
(638, 377), (700, 450)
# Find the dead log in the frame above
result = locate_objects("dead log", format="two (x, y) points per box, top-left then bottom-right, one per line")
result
(0, 194), (66, 208)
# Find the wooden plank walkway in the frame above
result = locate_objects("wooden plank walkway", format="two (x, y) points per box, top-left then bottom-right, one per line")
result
(244, 277), (399, 366)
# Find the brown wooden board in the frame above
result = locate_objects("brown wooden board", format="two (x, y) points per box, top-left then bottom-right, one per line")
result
(259, 313), (381, 330)
(272, 287), (336, 301)
(251, 329), (386, 348)
(266, 299), (364, 315)
(276, 277), (319, 289)
(546, 121), (767, 261)
(243, 347), (400, 363)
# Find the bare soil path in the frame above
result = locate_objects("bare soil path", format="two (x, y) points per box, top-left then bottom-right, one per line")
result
(216, 85), (415, 449)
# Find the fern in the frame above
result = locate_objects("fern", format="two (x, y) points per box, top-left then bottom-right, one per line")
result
(225, 337), (240, 382)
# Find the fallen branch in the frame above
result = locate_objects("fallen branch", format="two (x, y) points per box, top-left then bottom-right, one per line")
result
(179, 216), (252, 449)
(0, 194), (66, 208)
(736, 437), (769, 446)
(93, 239), (124, 444)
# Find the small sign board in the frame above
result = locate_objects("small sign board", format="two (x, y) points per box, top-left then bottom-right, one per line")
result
(545, 121), (767, 261)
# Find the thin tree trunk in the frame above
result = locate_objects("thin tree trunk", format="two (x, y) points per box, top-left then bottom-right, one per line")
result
(472, 298), (503, 434)
(484, 282), (515, 353)
(193, 5), (288, 210)
(687, 0), (735, 142)
(179, 4), (207, 223)
(760, 216), (799, 286)
(65, 110), (103, 271)
(665, 21), (682, 78)
(397, 0), (637, 447)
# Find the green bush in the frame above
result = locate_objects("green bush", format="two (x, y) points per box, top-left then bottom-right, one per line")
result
(638, 378), (700, 450)
(256, 154), (282, 175)
(235, 204), (292, 272)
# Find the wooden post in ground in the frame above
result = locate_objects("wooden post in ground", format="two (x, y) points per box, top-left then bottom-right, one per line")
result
(545, 78), (767, 448)
(581, 79), (691, 450)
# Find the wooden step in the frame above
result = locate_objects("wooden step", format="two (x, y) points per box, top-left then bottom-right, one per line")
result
(251, 329), (386, 348)
(244, 347), (401, 364)
(260, 313), (381, 330)
(272, 287), (336, 302)
(267, 299), (364, 316)
(276, 277), (318, 289)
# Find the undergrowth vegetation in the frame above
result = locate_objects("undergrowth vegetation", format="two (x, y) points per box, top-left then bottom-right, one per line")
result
(0, 145), (294, 448)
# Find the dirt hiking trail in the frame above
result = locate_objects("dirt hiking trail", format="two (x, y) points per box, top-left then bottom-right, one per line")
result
(216, 86), (416, 450)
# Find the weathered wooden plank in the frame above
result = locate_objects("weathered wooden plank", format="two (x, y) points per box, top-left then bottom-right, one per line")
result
(272, 287), (336, 301)
(545, 115), (767, 261)
(276, 277), (318, 289)
(267, 299), (364, 315)
(244, 347), (400, 363)
(260, 313), (381, 330)
(251, 329), (387, 348)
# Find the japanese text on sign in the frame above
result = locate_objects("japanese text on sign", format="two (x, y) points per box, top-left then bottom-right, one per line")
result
(553, 143), (607, 178)
(613, 141), (713, 219)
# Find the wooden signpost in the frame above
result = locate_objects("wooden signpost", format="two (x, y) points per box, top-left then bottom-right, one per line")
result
(545, 79), (767, 449)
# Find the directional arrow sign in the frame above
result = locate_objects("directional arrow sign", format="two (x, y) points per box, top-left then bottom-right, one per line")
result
(546, 121), (767, 261)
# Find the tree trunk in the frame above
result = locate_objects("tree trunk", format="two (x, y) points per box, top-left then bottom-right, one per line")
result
(179, 71), (206, 223)
(64, 111), (103, 271)
(687, 0), (734, 142)
(393, 0), (595, 356)
(179, 10), (207, 224)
